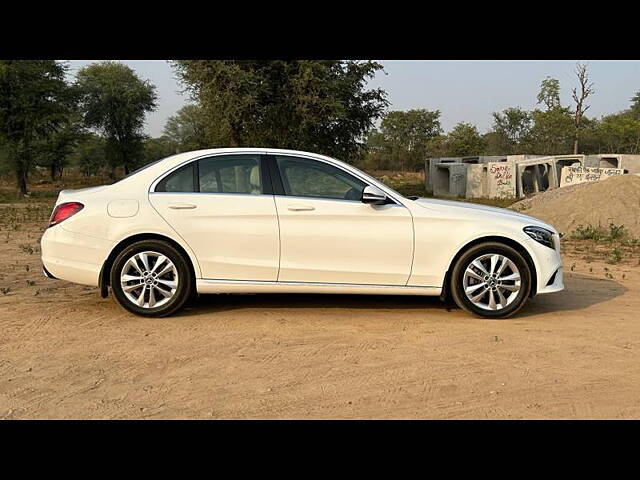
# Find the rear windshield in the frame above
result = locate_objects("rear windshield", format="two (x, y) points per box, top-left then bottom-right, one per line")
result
(112, 157), (174, 184)
(120, 159), (163, 181)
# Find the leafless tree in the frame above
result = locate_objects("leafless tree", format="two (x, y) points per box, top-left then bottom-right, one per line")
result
(571, 63), (595, 154)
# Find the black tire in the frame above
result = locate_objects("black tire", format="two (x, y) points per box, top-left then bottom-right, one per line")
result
(449, 241), (532, 319)
(110, 239), (194, 317)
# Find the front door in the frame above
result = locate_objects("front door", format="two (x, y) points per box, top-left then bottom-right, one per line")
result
(270, 155), (414, 285)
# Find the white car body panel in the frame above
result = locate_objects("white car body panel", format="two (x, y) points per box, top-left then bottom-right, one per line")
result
(149, 192), (280, 281)
(40, 148), (564, 300)
(273, 196), (413, 285)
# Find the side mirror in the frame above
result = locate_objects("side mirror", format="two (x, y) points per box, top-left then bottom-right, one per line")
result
(361, 185), (388, 205)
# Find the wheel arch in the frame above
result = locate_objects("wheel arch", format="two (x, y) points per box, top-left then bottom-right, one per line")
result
(99, 233), (197, 298)
(439, 235), (538, 303)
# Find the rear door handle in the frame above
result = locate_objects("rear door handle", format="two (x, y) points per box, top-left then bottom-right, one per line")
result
(168, 203), (197, 210)
(287, 204), (315, 211)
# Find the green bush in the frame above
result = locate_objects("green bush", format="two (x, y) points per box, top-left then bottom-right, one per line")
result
(572, 224), (604, 241)
(571, 223), (627, 242)
(606, 248), (623, 264)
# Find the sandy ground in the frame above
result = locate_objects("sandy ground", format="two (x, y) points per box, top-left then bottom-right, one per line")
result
(1, 202), (640, 419)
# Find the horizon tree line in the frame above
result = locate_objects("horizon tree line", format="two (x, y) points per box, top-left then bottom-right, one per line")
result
(2, 60), (640, 194)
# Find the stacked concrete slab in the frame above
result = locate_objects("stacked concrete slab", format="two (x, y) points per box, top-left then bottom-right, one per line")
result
(487, 162), (517, 198)
(586, 154), (640, 174)
(466, 164), (488, 198)
(559, 165), (625, 187)
(425, 158), (462, 195)
(433, 163), (468, 197)
(425, 156), (508, 195)
(424, 153), (640, 199)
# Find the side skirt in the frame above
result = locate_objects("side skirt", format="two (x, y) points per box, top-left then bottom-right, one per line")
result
(196, 279), (442, 296)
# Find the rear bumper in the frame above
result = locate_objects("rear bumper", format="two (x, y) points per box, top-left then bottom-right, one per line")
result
(42, 264), (58, 279)
(41, 225), (113, 287)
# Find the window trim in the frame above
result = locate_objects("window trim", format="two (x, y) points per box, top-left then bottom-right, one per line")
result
(266, 153), (400, 205)
(150, 152), (271, 196)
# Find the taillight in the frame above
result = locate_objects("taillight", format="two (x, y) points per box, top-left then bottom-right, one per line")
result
(48, 202), (84, 228)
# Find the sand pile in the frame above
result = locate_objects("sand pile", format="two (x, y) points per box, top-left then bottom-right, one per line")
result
(510, 174), (640, 237)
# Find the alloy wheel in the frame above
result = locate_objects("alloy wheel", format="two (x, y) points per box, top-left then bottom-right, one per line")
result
(120, 251), (179, 309)
(462, 253), (521, 311)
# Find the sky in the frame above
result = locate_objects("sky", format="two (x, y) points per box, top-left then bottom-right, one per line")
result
(66, 60), (640, 137)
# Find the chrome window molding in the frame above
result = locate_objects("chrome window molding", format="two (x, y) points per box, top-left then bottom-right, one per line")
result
(268, 152), (405, 206)
(148, 151), (267, 194)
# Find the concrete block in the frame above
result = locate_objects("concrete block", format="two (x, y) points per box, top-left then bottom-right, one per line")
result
(514, 157), (561, 197)
(584, 155), (601, 168)
(466, 164), (488, 198)
(506, 154), (546, 163)
(559, 165), (625, 187)
(425, 157), (460, 194)
(551, 155), (586, 184)
(574, 154), (640, 172)
(595, 155), (622, 169)
(433, 163), (468, 197)
(487, 162), (516, 198)
(461, 155), (507, 164)
(619, 154), (640, 174)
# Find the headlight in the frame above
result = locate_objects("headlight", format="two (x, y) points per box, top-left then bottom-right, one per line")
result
(523, 226), (555, 249)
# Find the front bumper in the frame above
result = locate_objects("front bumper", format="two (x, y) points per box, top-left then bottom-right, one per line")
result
(537, 266), (564, 294)
(525, 233), (564, 295)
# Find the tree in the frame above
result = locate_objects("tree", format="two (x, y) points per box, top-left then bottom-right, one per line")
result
(445, 122), (486, 156)
(172, 60), (388, 162)
(76, 61), (157, 177)
(0, 60), (72, 194)
(591, 112), (640, 154)
(163, 104), (208, 152)
(362, 129), (387, 170)
(482, 131), (504, 155)
(571, 63), (595, 154)
(376, 109), (443, 172)
(70, 133), (107, 177)
(528, 107), (574, 154)
(143, 136), (178, 165)
(537, 77), (561, 110)
(36, 109), (83, 181)
(630, 91), (640, 120)
(491, 107), (532, 154)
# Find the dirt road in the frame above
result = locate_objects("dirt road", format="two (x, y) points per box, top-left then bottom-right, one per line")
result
(1, 203), (640, 419)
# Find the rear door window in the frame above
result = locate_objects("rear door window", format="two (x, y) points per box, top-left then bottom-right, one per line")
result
(198, 155), (262, 194)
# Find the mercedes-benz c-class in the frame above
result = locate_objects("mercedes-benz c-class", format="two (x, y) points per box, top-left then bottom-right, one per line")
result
(41, 148), (563, 318)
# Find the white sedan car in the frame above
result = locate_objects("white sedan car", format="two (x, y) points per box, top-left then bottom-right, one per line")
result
(41, 148), (564, 318)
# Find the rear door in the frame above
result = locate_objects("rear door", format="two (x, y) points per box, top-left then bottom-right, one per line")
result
(269, 154), (414, 285)
(149, 153), (280, 281)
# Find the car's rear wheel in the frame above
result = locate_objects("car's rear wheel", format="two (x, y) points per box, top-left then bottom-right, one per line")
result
(110, 240), (193, 317)
(450, 242), (532, 319)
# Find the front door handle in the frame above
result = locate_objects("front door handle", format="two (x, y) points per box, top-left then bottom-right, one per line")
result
(287, 204), (315, 211)
(168, 203), (197, 210)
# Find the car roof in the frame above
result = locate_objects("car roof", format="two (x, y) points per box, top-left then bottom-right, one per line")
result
(112, 147), (406, 203)
(115, 148), (336, 187)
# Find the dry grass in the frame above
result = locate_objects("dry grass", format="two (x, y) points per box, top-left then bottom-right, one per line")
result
(0, 169), (111, 204)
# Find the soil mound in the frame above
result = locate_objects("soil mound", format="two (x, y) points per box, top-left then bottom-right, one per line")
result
(511, 174), (640, 237)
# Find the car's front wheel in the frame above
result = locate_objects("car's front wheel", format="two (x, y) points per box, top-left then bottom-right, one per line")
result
(110, 239), (193, 317)
(450, 242), (532, 319)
